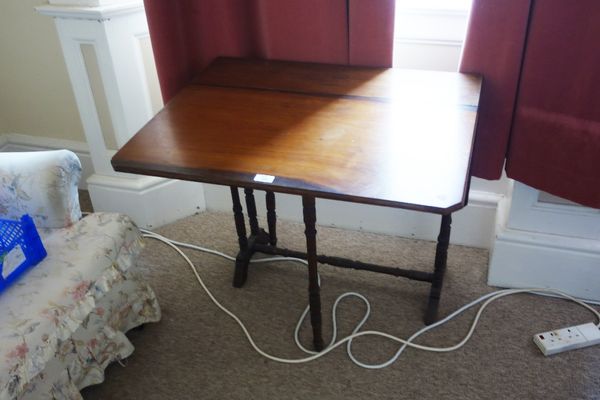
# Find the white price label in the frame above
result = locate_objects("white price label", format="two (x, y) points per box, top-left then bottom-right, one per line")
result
(3, 244), (26, 279)
(254, 174), (275, 183)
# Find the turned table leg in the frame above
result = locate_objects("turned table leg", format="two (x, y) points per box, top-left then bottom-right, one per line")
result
(424, 213), (452, 325)
(265, 191), (277, 246)
(244, 188), (260, 236)
(230, 186), (252, 288)
(302, 195), (324, 351)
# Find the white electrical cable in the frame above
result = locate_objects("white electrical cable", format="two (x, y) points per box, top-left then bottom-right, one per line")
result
(140, 229), (600, 369)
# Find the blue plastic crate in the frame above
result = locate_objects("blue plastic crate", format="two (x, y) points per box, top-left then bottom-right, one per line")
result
(0, 214), (47, 293)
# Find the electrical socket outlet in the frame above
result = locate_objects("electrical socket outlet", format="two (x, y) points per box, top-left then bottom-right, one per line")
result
(533, 322), (600, 356)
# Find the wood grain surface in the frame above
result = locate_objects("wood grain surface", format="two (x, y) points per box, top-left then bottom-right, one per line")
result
(112, 58), (481, 213)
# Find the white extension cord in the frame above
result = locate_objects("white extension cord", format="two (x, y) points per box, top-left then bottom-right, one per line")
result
(140, 229), (600, 368)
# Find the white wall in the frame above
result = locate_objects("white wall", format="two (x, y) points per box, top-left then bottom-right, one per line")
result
(394, 3), (468, 72)
(0, 0), (85, 142)
(204, 183), (503, 248)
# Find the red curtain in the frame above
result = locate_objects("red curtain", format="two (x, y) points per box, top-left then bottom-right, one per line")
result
(461, 0), (600, 208)
(144, 0), (395, 103)
(348, 0), (395, 67)
(459, 0), (531, 181)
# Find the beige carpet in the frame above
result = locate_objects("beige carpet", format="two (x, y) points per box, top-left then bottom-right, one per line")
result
(80, 210), (600, 400)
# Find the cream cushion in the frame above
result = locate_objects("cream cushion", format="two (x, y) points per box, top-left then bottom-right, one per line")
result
(0, 150), (82, 228)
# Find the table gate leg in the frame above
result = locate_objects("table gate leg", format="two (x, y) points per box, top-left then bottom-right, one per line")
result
(244, 188), (260, 236)
(230, 186), (251, 288)
(302, 195), (324, 351)
(265, 191), (277, 246)
(424, 214), (452, 325)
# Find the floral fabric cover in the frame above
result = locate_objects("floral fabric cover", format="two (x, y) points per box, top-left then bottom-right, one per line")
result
(0, 150), (82, 229)
(0, 213), (161, 400)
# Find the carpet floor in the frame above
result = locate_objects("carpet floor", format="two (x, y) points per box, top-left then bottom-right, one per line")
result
(81, 211), (600, 399)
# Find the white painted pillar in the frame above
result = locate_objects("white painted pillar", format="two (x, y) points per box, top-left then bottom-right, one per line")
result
(37, 0), (205, 228)
(489, 182), (600, 301)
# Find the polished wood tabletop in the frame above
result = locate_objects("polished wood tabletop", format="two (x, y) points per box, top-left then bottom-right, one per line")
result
(112, 57), (481, 213)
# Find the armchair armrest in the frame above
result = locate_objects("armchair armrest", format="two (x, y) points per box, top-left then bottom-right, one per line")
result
(0, 150), (82, 228)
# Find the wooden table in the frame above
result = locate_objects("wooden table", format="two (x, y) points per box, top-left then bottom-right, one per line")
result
(112, 57), (482, 351)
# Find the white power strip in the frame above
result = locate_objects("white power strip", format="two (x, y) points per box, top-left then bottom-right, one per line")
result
(533, 323), (600, 356)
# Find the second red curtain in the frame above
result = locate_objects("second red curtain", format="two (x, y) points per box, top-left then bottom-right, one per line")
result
(144, 0), (395, 103)
(460, 0), (600, 208)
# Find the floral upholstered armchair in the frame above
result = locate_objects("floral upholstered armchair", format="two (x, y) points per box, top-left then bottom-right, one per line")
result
(0, 150), (161, 399)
